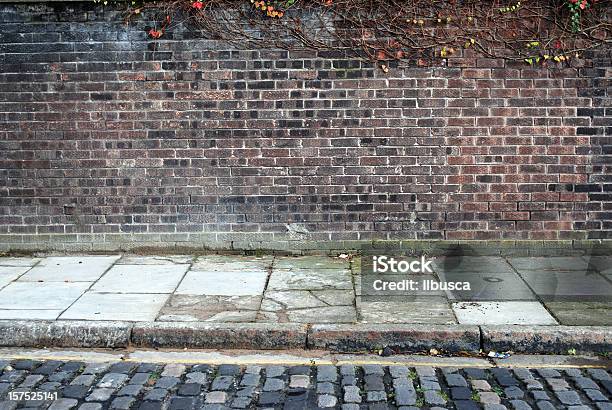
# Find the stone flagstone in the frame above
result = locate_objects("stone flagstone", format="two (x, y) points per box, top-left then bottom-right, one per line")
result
(0, 281), (90, 310)
(60, 292), (169, 321)
(157, 295), (261, 322)
(176, 270), (268, 296)
(92, 264), (188, 294)
(19, 256), (120, 282)
(452, 301), (558, 325)
(0, 266), (31, 289)
(267, 269), (352, 291)
(357, 296), (455, 324)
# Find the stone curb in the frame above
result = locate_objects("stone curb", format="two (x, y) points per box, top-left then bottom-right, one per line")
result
(0, 321), (610, 354)
(308, 324), (482, 353)
(481, 325), (612, 354)
(0, 320), (131, 348)
(130, 322), (308, 350)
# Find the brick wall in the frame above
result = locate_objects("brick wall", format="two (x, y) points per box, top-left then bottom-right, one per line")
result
(0, 2), (610, 251)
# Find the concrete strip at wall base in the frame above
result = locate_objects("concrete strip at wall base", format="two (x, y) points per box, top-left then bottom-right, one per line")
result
(2, 235), (611, 256)
(0, 320), (131, 348)
(308, 324), (482, 353)
(130, 322), (308, 350)
(481, 325), (612, 354)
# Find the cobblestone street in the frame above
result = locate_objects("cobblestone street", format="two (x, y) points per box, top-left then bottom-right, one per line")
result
(0, 356), (610, 410)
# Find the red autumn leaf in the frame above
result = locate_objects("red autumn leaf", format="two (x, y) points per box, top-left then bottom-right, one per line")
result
(148, 28), (163, 39)
(192, 1), (203, 9)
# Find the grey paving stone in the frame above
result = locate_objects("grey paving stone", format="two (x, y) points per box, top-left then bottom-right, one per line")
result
(509, 400), (532, 410)
(287, 366), (309, 376)
(127, 373), (150, 386)
(264, 366), (285, 378)
(105, 362), (135, 375)
(531, 391), (550, 401)
(34, 362), (63, 375)
(595, 403), (612, 410)
(49, 371), (75, 383)
(78, 404), (102, 410)
(185, 372), (207, 385)
(263, 378), (284, 392)
(217, 365), (240, 377)
(82, 364), (110, 375)
(341, 405), (360, 410)
(420, 380), (441, 390)
(98, 373), (129, 389)
(230, 397), (251, 409)
(464, 368), (488, 379)
(341, 376), (357, 386)
(344, 385), (361, 403)
(525, 380), (544, 390)
(584, 389), (608, 401)
(289, 375), (309, 389)
(546, 378), (569, 391)
(61, 385), (91, 399)
(71, 375), (96, 386)
(505, 386), (525, 399)
(395, 385), (417, 405)
(452, 387), (473, 400)
(424, 390), (447, 405)
(446, 373), (468, 387)
(205, 391), (226, 404)
(455, 400), (480, 410)
(587, 369), (611, 381)
(168, 397), (195, 410)
(484, 406), (508, 410)
(138, 403), (162, 410)
(416, 367), (436, 377)
(110, 397), (135, 410)
(240, 374), (260, 387)
(317, 394), (337, 408)
(0, 370), (26, 383)
(317, 382), (335, 394)
(20, 374), (44, 388)
(154, 377), (179, 389)
(513, 369), (534, 380)
(480, 392), (502, 404)
(177, 383), (201, 396)
(340, 365), (356, 376)
(565, 369), (583, 378)
(211, 376), (233, 391)
(86, 388), (115, 402)
(389, 366), (409, 378)
(13, 361), (39, 371)
(117, 384), (142, 397)
(367, 391), (387, 402)
(39, 382), (61, 391)
(48, 399), (79, 410)
(574, 376), (600, 390)
(317, 366), (337, 382)
(235, 386), (255, 398)
(536, 401), (556, 410)
(143, 389), (168, 402)
(556, 391), (583, 405)
(472, 380), (492, 390)
(363, 364), (384, 375)
(258, 392), (282, 406)
(364, 375), (385, 391)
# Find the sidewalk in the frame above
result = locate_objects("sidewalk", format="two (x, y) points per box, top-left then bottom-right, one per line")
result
(0, 253), (610, 353)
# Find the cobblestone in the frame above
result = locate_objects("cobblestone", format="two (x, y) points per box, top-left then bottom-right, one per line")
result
(0, 358), (608, 410)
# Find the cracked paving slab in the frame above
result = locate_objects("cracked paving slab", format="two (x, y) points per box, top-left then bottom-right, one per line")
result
(191, 255), (272, 273)
(157, 295), (261, 322)
(267, 269), (353, 291)
(274, 256), (350, 270)
(115, 255), (195, 265)
(258, 290), (357, 323)
(357, 296), (456, 324)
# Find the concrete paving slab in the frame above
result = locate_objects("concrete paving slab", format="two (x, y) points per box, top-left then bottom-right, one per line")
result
(19, 256), (120, 282)
(0, 310), (62, 320)
(0, 282), (90, 310)
(274, 256), (349, 270)
(544, 302), (612, 326)
(452, 302), (558, 325)
(116, 255), (194, 265)
(60, 293), (169, 322)
(357, 297), (456, 324)
(436, 270), (536, 301)
(519, 270), (612, 300)
(157, 295), (261, 322)
(261, 290), (354, 311)
(191, 255), (272, 273)
(583, 256), (612, 275)
(0, 257), (40, 267)
(92, 264), (188, 294)
(258, 306), (357, 324)
(433, 257), (515, 274)
(0, 266), (30, 289)
(267, 269), (352, 291)
(176, 271), (268, 296)
(508, 257), (590, 272)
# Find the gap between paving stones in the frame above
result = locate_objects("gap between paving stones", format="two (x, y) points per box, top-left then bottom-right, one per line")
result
(0, 320), (609, 354)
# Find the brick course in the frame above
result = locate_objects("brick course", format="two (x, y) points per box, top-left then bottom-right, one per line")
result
(0, 2), (610, 249)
